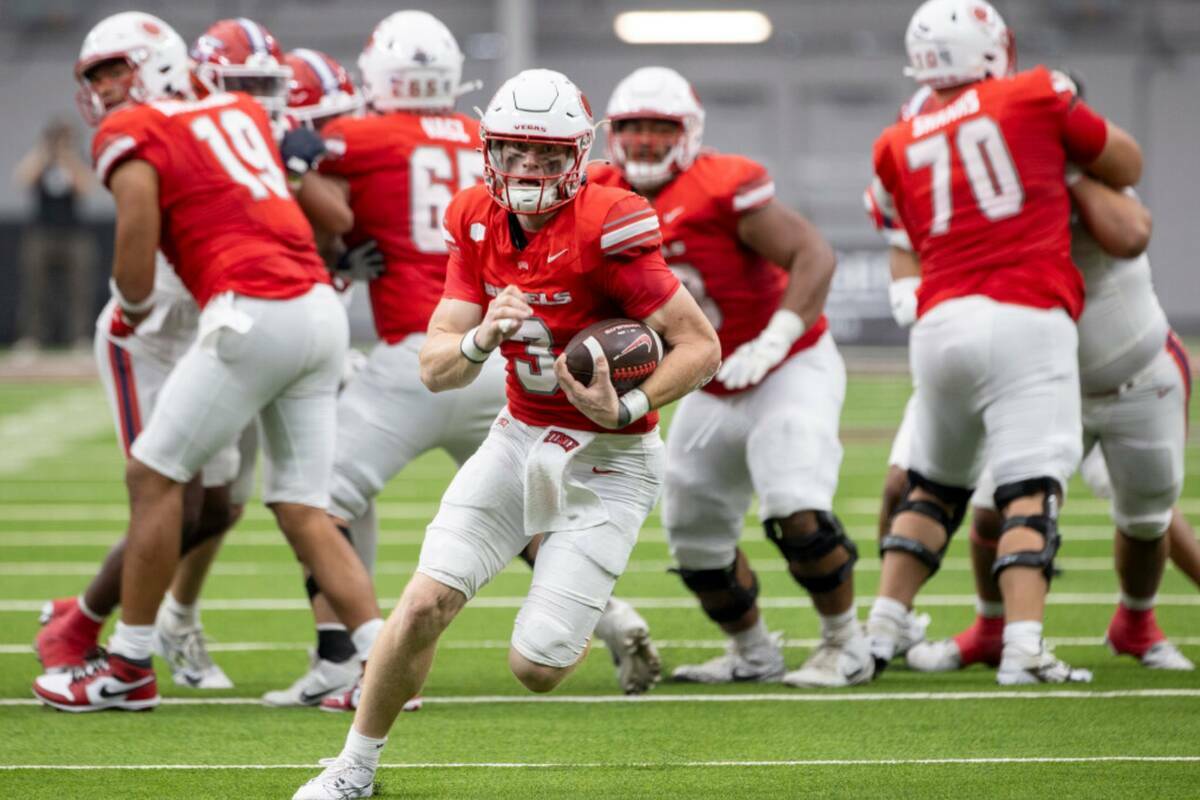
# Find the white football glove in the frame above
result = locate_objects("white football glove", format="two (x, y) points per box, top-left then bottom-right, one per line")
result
(716, 308), (806, 390)
(888, 276), (920, 328)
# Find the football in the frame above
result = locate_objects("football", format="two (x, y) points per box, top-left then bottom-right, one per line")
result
(564, 318), (663, 394)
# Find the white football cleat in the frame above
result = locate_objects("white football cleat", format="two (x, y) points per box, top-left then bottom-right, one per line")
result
(293, 757), (375, 800)
(262, 653), (360, 707)
(782, 631), (875, 688)
(152, 613), (233, 690)
(671, 632), (785, 684)
(594, 597), (662, 694)
(895, 610), (931, 657)
(1133, 640), (1195, 671)
(904, 638), (964, 672)
(997, 641), (1093, 685)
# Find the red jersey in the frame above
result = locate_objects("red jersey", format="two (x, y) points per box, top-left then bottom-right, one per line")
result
(442, 183), (680, 434)
(319, 112), (483, 343)
(872, 66), (1109, 320)
(589, 154), (828, 396)
(92, 92), (328, 308)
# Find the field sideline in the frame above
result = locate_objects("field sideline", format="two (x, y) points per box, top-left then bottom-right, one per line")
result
(1, 372), (1198, 799)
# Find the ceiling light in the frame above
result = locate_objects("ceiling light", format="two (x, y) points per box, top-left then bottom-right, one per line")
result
(614, 11), (773, 45)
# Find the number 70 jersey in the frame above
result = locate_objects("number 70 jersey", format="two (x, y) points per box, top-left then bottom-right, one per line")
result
(871, 66), (1109, 321)
(91, 92), (328, 309)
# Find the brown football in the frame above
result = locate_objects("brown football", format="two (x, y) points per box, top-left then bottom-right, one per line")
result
(564, 318), (663, 394)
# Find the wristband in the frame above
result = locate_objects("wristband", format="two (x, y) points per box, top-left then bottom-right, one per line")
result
(109, 278), (155, 315)
(616, 388), (651, 429)
(459, 325), (493, 363)
(763, 308), (806, 345)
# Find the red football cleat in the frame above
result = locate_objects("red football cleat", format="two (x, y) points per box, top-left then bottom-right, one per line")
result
(34, 597), (103, 672)
(33, 650), (159, 712)
(319, 679), (422, 713)
(952, 614), (1005, 668)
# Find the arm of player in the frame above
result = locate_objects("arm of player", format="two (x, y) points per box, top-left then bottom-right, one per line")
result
(295, 172), (353, 236)
(714, 199), (834, 390)
(108, 159), (161, 326)
(554, 286), (721, 430)
(888, 246), (922, 328)
(1082, 120), (1142, 189)
(420, 286), (532, 392)
(1068, 175), (1152, 259)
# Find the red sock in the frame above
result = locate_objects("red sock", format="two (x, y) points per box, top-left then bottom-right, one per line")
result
(953, 614), (1005, 666)
(1107, 605), (1165, 657)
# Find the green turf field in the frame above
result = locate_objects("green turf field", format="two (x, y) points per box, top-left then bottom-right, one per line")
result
(1, 374), (1198, 799)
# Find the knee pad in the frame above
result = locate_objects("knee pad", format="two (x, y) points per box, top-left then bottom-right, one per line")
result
(1117, 517), (1170, 542)
(671, 561), (758, 624)
(764, 511), (858, 594)
(879, 471), (975, 577)
(991, 478), (1062, 582)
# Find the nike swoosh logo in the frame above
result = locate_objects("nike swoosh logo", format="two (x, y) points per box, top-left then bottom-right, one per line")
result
(1157, 386), (1173, 398)
(591, 466), (619, 475)
(97, 676), (154, 698)
(663, 206), (685, 224)
(548, 248), (569, 263)
(300, 688), (336, 704)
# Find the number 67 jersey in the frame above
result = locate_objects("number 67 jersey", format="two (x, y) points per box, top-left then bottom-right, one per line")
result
(871, 66), (1109, 321)
(92, 92), (328, 307)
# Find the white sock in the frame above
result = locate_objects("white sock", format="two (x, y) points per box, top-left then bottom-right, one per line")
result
(1002, 620), (1043, 654)
(867, 596), (908, 662)
(109, 621), (155, 661)
(161, 592), (199, 628)
(352, 618), (385, 662)
(976, 598), (1005, 618)
(1120, 592), (1155, 611)
(342, 726), (387, 767)
(819, 609), (858, 641)
(77, 595), (104, 623)
(731, 617), (771, 654)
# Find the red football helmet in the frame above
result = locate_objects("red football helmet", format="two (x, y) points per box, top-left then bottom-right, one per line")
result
(191, 17), (290, 111)
(284, 49), (363, 130)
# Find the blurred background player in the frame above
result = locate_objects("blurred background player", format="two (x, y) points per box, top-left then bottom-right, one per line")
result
(293, 67), (720, 799)
(590, 66), (866, 688)
(191, 17), (291, 131)
(31, 11), (383, 712)
(11, 119), (98, 354)
(865, 0), (1143, 685)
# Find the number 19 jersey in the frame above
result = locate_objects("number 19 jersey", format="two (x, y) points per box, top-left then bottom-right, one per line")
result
(92, 92), (328, 308)
(319, 112), (483, 344)
(871, 66), (1109, 320)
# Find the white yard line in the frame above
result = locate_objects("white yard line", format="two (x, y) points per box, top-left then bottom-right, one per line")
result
(4, 594), (1198, 613)
(4, 636), (1199, 656)
(2, 755), (1199, 770)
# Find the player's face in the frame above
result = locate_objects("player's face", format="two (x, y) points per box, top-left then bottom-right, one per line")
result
(492, 140), (573, 182)
(613, 118), (682, 163)
(85, 60), (135, 110)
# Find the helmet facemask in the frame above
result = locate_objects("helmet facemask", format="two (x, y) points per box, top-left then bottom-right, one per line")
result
(196, 57), (291, 112)
(608, 116), (687, 191)
(483, 133), (592, 215)
(76, 57), (138, 126)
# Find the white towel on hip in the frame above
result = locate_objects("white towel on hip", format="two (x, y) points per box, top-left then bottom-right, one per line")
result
(523, 427), (609, 535)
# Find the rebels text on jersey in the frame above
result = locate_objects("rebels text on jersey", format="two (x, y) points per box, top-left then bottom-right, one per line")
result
(872, 66), (1109, 320)
(92, 93), (328, 308)
(319, 113), (483, 343)
(442, 183), (680, 434)
(589, 154), (827, 396)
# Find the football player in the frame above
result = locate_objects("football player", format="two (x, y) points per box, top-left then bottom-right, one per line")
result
(31, 11), (384, 712)
(32, 12), (271, 691)
(191, 17), (291, 135)
(881, 179), (1194, 673)
(865, 0), (1144, 685)
(292, 68), (720, 799)
(269, 12), (665, 708)
(589, 67), (868, 687)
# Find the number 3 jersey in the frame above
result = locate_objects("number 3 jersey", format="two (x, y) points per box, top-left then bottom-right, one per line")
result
(319, 112), (484, 344)
(91, 92), (328, 308)
(442, 183), (681, 434)
(589, 155), (828, 397)
(871, 66), (1109, 320)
